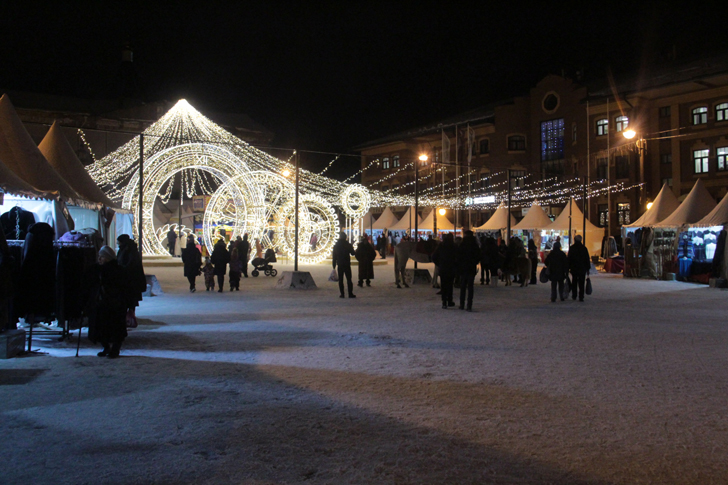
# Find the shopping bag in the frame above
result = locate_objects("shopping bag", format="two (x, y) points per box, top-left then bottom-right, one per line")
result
(328, 269), (339, 282)
(585, 277), (593, 295)
(539, 267), (550, 284)
(562, 276), (571, 300)
(126, 309), (138, 328)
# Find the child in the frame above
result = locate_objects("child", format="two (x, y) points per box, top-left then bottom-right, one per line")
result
(229, 249), (242, 291)
(202, 257), (215, 291)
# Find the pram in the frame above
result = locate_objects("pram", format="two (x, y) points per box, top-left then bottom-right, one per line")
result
(251, 248), (278, 277)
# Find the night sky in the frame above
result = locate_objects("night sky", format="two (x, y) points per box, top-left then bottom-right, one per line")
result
(2, 2), (727, 176)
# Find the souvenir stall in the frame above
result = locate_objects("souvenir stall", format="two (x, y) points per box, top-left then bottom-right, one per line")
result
(621, 183), (680, 277)
(371, 207), (399, 254)
(681, 191), (728, 283)
(544, 198), (602, 254)
(649, 179), (716, 281)
(388, 206), (421, 242)
(512, 201), (553, 262)
(417, 208), (455, 236)
(473, 202), (516, 241)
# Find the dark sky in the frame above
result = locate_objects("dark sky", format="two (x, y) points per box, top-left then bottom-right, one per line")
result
(2, 2), (727, 176)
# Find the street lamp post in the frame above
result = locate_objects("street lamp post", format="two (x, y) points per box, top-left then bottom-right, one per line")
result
(623, 128), (646, 213)
(416, 154), (427, 269)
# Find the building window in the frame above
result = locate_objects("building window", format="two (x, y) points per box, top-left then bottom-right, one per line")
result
(596, 118), (608, 136)
(615, 115), (629, 132)
(615, 155), (630, 179)
(597, 157), (608, 180)
(617, 203), (631, 225)
(508, 135), (526, 151)
(382, 157), (390, 170)
(509, 170), (526, 189)
(716, 103), (728, 122)
(598, 204), (608, 227)
(572, 123), (577, 143)
(542, 160), (564, 175)
(692, 107), (708, 125)
(662, 178), (673, 187)
(660, 153), (672, 164)
(381, 184), (389, 191)
(693, 149), (709, 174)
(479, 139), (489, 154)
(659, 106), (671, 118)
(392, 155), (400, 168)
(718, 147), (728, 171)
(541, 119), (564, 161)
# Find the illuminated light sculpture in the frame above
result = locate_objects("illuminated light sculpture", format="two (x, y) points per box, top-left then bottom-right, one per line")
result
(246, 170), (295, 249)
(340, 184), (370, 219)
(275, 194), (339, 264)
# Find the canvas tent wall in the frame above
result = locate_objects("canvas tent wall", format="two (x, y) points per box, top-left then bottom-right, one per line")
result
(418, 208), (455, 232)
(474, 202), (516, 231)
(512, 201), (553, 248)
(545, 198), (602, 254)
(388, 207), (421, 231)
(624, 183), (680, 228)
(693, 191), (728, 228)
(654, 179), (716, 228)
(371, 207), (399, 230)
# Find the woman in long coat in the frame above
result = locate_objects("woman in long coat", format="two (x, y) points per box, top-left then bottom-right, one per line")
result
(87, 246), (129, 358)
(355, 236), (376, 287)
(117, 235), (146, 308)
(210, 239), (230, 293)
(182, 234), (202, 292)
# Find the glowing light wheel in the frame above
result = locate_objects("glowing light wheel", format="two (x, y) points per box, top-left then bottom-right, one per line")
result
(275, 194), (339, 264)
(340, 184), (371, 219)
(246, 171), (295, 249)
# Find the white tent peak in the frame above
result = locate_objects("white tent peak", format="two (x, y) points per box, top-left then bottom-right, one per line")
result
(654, 179), (716, 227)
(624, 183), (679, 228)
(693, 190), (728, 227)
(513, 200), (552, 231)
(371, 207), (399, 230)
(474, 202), (515, 231)
(418, 208), (454, 231)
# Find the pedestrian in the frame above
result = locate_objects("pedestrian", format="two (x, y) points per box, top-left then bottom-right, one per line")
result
(239, 233), (251, 277)
(310, 232), (318, 251)
(432, 232), (457, 309)
(457, 230), (480, 311)
(332, 232), (356, 298)
(480, 236), (499, 286)
(202, 257), (215, 291)
(568, 234), (591, 302)
(528, 238), (539, 285)
(87, 246), (129, 359)
(182, 234), (202, 292)
(210, 238), (230, 293)
(355, 235), (376, 287)
(376, 234), (386, 259)
(229, 248), (242, 291)
(166, 228), (177, 256)
(544, 241), (568, 302)
(254, 238), (263, 259)
(117, 234), (146, 312)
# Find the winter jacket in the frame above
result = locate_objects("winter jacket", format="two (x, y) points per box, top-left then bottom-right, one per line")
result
(355, 240), (376, 280)
(457, 234), (481, 276)
(567, 241), (591, 275)
(210, 242), (230, 276)
(118, 240), (147, 306)
(182, 245), (202, 278)
(332, 238), (355, 269)
(432, 240), (458, 275)
(545, 247), (568, 281)
(86, 260), (129, 345)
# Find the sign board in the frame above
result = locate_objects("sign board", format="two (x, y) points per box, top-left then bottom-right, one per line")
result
(465, 195), (496, 205)
(192, 195), (212, 212)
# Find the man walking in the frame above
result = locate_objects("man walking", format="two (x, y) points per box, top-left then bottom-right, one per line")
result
(544, 241), (568, 302)
(332, 232), (356, 298)
(457, 230), (480, 311)
(568, 234), (591, 302)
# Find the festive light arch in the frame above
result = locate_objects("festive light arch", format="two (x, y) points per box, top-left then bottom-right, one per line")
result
(274, 194), (340, 264)
(340, 184), (370, 219)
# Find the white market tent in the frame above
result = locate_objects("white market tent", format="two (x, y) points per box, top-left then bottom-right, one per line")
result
(692, 191), (728, 227)
(513, 201), (552, 231)
(545, 198), (602, 254)
(418, 208), (455, 232)
(654, 179), (716, 228)
(474, 202), (516, 231)
(389, 206), (420, 231)
(371, 207), (399, 230)
(624, 183), (680, 228)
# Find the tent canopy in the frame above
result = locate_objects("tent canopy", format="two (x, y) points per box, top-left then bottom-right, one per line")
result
(513, 201), (552, 231)
(624, 183), (680, 228)
(546, 198), (602, 254)
(654, 179), (716, 227)
(389, 206), (421, 231)
(474, 202), (516, 231)
(418, 208), (455, 231)
(0, 94), (88, 207)
(0, 157), (55, 200)
(693, 191), (728, 227)
(372, 207), (399, 230)
(39, 121), (119, 209)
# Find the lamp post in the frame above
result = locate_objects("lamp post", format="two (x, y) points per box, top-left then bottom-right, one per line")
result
(623, 128), (646, 212)
(415, 154), (427, 269)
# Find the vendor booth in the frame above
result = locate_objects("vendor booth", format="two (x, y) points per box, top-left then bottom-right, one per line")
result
(473, 202), (516, 240)
(512, 201), (553, 257)
(544, 198), (602, 255)
(388, 206), (421, 240)
(690, 192), (728, 282)
(418, 208), (455, 235)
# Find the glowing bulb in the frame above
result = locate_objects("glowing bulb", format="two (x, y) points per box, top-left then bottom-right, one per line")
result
(646, 202), (653, 210)
(282, 169), (291, 177)
(419, 154), (428, 162)
(623, 129), (636, 139)
(438, 208), (446, 216)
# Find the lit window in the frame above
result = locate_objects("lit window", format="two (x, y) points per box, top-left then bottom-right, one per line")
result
(693, 149), (709, 174)
(615, 115), (629, 132)
(718, 147), (728, 171)
(540, 119), (564, 161)
(617, 203), (630, 225)
(392, 155), (400, 168)
(692, 107), (708, 125)
(479, 139), (489, 154)
(716, 103), (728, 122)
(382, 157), (390, 170)
(596, 118), (608, 136)
(508, 135), (526, 151)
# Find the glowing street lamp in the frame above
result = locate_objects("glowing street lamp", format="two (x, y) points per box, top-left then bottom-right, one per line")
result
(414, 154), (427, 268)
(624, 128), (646, 210)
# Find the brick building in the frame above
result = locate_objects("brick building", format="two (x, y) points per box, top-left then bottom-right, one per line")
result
(356, 55), (728, 236)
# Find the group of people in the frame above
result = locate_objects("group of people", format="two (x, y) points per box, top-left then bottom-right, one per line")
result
(182, 234), (256, 293)
(332, 232), (377, 298)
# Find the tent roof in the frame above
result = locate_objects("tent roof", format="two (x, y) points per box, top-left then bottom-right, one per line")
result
(546, 198), (601, 233)
(389, 207), (421, 230)
(38, 121), (117, 208)
(513, 201), (553, 230)
(693, 191), (728, 227)
(624, 183), (680, 228)
(474, 202), (516, 230)
(372, 207), (399, 229)
(0, 159), (55, 200)
(418, 209), (455, 231)
(654, 179), (716, 227)
(0, 94), (86, 206)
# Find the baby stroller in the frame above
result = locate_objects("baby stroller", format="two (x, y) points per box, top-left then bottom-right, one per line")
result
(251, 248), (278, 277)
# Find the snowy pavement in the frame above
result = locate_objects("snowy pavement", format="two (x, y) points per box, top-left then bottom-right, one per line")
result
(1, 258), (727, 484)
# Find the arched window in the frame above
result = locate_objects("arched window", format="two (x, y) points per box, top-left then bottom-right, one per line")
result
(716, 103), (728, 122)
(692, 107), (708, 125)
(507, 135), (526, 151)
(615, 115), (629, 132)
(596, 119), (608, 136)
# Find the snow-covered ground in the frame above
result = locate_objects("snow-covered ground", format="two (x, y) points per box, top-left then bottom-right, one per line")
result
(1, 258), (727, 484)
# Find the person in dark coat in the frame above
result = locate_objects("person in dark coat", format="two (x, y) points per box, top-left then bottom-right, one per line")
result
(181, 234), (202, 292)
(528, 239), (539, 285)
(167, 228), (177, 256)
(544, 241), (568, 302)
(239, 234), (251, 278)
(480, 236), (500, 285)
(355, 236), (376, 287)
(457, 230), (480, 311)
(87, 246), (129, 359)
(332, 232), (356, 298)
(117, 235), (146, 307)
(229, 248), (242, 291)
(210, 239), (230, 293)
(567, 235), (591, 301)
(432, 233), (457, 309)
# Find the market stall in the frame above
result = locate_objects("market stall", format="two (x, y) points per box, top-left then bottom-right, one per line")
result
(512, 201), (553, 260)
(691, 192), (728, 282)
(544, 198), (602, 255)
(473, 202), (516, 240)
